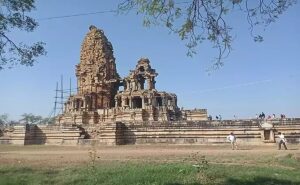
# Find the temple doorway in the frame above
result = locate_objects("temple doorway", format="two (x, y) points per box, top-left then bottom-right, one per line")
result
(132, 97), (142, 108)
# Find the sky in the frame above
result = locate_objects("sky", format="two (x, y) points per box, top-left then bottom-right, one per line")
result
(0, 0), (299, 120)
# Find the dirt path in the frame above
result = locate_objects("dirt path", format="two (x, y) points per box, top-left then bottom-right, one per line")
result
(0, 144), (299, 168)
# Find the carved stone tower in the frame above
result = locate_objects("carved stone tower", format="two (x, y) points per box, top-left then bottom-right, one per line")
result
(58, 26), (207, 126)
(76, 25), (120, 109)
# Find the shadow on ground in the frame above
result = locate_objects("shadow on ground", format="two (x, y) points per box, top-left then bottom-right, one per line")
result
(226, 176), (300, 185)
(165, 176), (300, 185)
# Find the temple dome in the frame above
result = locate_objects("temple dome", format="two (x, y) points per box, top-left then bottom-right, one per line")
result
(79, 25), (114, 66)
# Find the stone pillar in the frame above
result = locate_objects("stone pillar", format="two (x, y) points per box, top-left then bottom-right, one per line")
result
(84, 98), (87, 109)
(149, 108), (154, 121)
(71, 101), (74, 111)
(162, 96), (166, 106)
(127, 81), (131, 90)
(121, 97), (125, 107)
(142, 97), (145, 109)
(129, 97), (132, 108)
(77, 78), (81, 94)
(146, 77), (151, 90)
(133, 79), (137, 90)
(270, 130), (275, 142)
(152, 97), (156, 107)
(115, 98), (118, 108)
(78, 100), (82, 110)
(167, 99), (171, 106)
(92, 95), (96, 109)
(86, 98), (90, 110)
(137, 80), (141, 90)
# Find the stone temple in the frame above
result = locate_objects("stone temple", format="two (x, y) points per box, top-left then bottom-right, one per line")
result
(1, 26), (299, 146)
(58, 25), (207, 125)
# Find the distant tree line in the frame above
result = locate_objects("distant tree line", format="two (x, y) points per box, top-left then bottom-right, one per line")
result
(0, 113), (55, 127)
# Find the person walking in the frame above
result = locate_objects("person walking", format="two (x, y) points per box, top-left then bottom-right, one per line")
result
(278, 132), (288, 150)
(227, 132), (238, 150)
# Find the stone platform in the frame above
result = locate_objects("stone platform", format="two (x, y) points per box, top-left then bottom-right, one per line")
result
(1, 119), (299, 146)
(0, 124), (82, 145)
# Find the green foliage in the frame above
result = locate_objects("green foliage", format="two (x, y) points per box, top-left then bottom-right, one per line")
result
(184, 152), (211, 184)
(0, 163), (199, 185)
(19, 113), (55, 124)
(118, 0), (296, 68)
(275, 153), (300, 170)
(20, 113), (43, 124)
(1, 161), (300, 185)
(87, 143), (101, 185)
(0, 0), (46, 70)
(1, 113), (54, 126)
(0, 113), (9, 126)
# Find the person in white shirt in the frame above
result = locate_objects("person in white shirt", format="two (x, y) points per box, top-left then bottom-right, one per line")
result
(227, 132), (238, 150)
(278, 132), (288, 150)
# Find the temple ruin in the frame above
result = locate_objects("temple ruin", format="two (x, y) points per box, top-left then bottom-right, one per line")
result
(58, 25), (207, 125)
(1, 26), (300, 146)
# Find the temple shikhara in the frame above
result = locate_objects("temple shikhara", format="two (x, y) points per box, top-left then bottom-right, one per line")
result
(1, 26), (299, 146)
(58, 25), (207, 125)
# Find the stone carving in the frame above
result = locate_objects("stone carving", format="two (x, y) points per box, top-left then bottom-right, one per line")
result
(65, 26), (120, 115)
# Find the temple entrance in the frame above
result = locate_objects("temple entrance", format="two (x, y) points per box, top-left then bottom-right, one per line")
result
(156, 97), (162, 106)
(132, 97), (142, 108)
(75, 99), (81, 111)
(260, 122), (275, 143)
(137, 74), (145, 90)
(264, 130), (271, 140)
(117, 97), (122, 107)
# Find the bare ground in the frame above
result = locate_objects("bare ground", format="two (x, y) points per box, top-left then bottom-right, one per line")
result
(0, 144), (299, 169)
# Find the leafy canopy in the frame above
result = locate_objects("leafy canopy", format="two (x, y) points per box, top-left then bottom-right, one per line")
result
(0, 113), (9, 126)
(0, 0), (46, 70)
(118, 0), (296, 68)
(20, 113), (43, 124)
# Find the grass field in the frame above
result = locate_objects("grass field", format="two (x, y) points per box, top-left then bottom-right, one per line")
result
(0, 145), (299, 185)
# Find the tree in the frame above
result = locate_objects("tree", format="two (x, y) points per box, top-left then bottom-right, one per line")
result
(20, 113), (43, 124)
(0, 113), (9, 126)
(0, 0), (46, 70)
(118, 0), (295, 68)
(19, 113), (55, 124)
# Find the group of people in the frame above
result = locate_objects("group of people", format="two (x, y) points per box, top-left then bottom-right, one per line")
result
(257, 112), (286, 120)
(280, 114), (287, 119)
(208, 113), (286, 121)
(207, 115), (222, 121)
(226, 132), (288, 150)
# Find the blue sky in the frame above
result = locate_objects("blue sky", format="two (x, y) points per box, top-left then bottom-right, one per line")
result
(0, 0), (299, 120)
